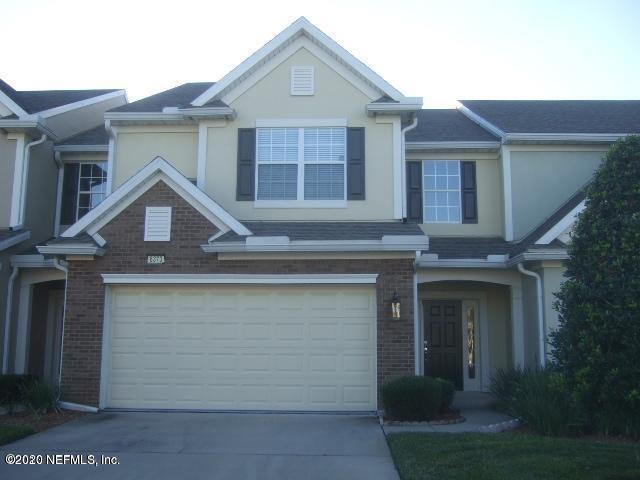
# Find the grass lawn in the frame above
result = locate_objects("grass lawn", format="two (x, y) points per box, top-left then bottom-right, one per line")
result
(0, 425), (35, 446)
(387, 432), (640, 480)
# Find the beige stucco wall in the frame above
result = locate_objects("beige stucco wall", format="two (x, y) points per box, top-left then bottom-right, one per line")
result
(521, 275), (540, 366)
(0, 131), (17, 228)
(203, 47), (396, 221)
(539, 262), (566, 336)
(510, 148), (605, 239)
(407, 152), (503, 236)
(45, 95), (126, 141)
(114, 127), (198, 187)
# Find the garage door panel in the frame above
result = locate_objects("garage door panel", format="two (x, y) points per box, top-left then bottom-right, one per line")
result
(106, 285), (376, 411)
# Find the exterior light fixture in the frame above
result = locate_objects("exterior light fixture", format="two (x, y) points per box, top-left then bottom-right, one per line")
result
(391, 292), (401, 319)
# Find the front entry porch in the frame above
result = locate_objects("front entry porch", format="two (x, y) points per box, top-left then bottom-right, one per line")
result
(416, 268), (533, 392)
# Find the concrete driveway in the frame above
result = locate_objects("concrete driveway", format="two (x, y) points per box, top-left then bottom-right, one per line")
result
(0, 412), (399, 480)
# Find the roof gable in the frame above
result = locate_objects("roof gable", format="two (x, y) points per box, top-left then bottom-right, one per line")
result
(62, 157), (252, 242)
(191, 17), (411, 106)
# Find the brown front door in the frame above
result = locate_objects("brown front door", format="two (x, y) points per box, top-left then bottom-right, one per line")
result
(423, 300), (463, 389)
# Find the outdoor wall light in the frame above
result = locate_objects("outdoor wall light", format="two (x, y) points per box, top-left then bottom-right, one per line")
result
(391, 292), (401, 319)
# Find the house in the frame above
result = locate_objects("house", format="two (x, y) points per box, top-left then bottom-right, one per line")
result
(0, 80), (127, 383)
(3, 17), (639, 412)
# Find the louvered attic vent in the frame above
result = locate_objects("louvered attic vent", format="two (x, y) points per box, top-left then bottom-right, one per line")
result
(144, 206), (172, 241)
(291, 66), (314, 95)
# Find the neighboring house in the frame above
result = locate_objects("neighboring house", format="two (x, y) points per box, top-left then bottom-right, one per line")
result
(0, 80), (127, 384)
(4, 17), (639, 412)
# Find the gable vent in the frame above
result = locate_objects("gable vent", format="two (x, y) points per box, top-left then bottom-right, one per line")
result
(144, 207), (172, 241)
(291, 66), (314, 95)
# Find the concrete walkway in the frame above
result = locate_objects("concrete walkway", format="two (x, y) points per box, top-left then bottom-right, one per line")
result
(0, 412), (399, 480)
(383, 408), (518, 434)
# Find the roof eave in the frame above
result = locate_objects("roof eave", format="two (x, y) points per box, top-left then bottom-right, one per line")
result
(503, 133), (634, 144)
(405, 141), (501, 152)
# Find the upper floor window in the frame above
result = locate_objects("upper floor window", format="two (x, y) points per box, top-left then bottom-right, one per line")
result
(256, 127), (346, 202)
(423, 160), (461, 223)
(60, 162), (108, 225)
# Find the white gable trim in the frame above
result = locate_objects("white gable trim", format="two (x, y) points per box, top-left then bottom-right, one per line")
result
(37, 90), (126, 119)
(535, 200), (585, 244)
(192, 17), (406, 106)
(61, 157), (252, 239)
(0, 89), (28, 117)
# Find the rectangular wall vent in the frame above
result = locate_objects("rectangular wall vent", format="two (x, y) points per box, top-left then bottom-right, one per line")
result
(144, 206), (172, 241)
(291, 66), (315, 96)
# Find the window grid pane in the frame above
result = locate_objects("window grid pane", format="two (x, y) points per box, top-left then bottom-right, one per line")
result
(423, 160), (461, 224)
(257, 128), (299, 162)
(76, 162), (107, 221)
(257, 164), (298, 200)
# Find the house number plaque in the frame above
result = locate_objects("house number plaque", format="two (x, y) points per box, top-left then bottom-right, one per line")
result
(146, 254), (166, 264)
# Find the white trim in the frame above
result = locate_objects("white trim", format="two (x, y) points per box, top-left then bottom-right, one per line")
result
(204, 235), (429, 253)
(59, 401), (98, 413)
(0, 88), (28, 117)
(93, 233), (107, 247)
(392, 117), (403, 219)
(535, 200), (585, 244)
(255, 118), (347, 128)
(101, 273), (379, 285)
(253, 200), (347, 209)
(457, 104), (506, 138)
(37, 90), (126, 118)
(192, 17), (407, 106)
(503, 133), (635, 144)
(501, 146), (514, 241)
(405, 141), (501, 151)
(178, 107), (236, 118)
(9, 133), (26, 227)
(99, 286), (112, 409)
(54, 154), (64, 237)
(105, 122), (117, 195)
(61, 156), (252, 238)
(196, 122), (208, 189)
(0, 230), (30, 252)
(37, 244), (105, 256)
(366, 101), (423, 116)
(53, 144), (108, 153)
(517, 263), (546, 367)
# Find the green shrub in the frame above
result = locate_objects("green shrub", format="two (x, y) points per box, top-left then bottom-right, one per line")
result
(382, 376), (442, 421)
(0, 374), (38, 411)
(551, 135), (640, 438)
(491, 368), (584, 436)
(490, 367), (526, 415)
(20, 381), (59, 416)
(434, 377), (455, 412)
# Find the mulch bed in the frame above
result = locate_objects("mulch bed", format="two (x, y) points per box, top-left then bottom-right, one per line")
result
(0, 409), (86, 433)
(383, 409), (465, 426)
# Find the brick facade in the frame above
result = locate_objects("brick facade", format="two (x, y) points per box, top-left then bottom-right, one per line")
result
(61, 181), (415, 407)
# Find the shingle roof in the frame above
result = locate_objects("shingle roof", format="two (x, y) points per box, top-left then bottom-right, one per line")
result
(56, 125), (109, 146)
(214, 221), (425, 243)
(0, 79), (120, 115)
(427, 236), (511, 259)
(45, 233), (97, 246)
(460, 100), (640, 134)
(406, 109), (499, 142)
(110, 82), (215, 112)
(0, 229), (26, 243)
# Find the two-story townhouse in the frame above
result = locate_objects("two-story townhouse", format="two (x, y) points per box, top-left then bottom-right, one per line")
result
(0, 80), (126, 385)
(23, 17), (640, 413)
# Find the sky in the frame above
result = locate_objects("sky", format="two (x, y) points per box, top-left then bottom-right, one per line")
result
(2, 0), (639, 108)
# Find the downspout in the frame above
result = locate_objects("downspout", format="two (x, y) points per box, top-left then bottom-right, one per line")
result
(401, 114), (419, 219)
(2, 266), (20, 374)
(517, 263), (546, 367)
(16, 134), (47, 228)
(52, 258), (68, 386)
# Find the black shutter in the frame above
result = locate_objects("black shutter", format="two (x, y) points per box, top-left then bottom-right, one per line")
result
(346, 127), (365, 200)
(461, 161), (478, 223)
(60, 163), (79, 225)
(406, 161), (423, 223)
(236, 128), (256, 201)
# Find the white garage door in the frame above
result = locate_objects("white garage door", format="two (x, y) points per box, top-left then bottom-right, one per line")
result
(104, 284), (377, 411)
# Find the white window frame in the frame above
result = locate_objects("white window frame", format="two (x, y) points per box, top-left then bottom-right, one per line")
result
(422, 160), (462, 224)
(75, 161), (109, 222)
(254, 126), (347, 209)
